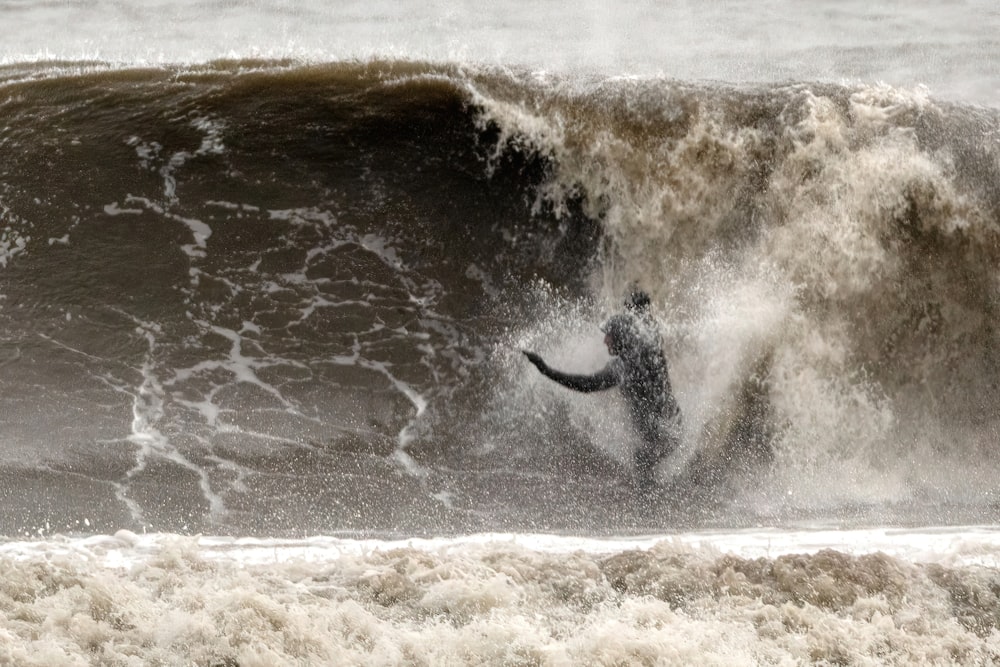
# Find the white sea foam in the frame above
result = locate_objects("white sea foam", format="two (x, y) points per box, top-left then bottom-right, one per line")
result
(1, 528), (999, 665)
(3, 526), (996, 569)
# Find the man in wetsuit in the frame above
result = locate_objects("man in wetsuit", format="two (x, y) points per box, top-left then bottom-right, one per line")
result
(522, 292), (681, 493)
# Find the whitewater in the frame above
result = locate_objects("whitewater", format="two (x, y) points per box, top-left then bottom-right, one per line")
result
(0, 0), (999, 664)
(4, 528), (1000, 665)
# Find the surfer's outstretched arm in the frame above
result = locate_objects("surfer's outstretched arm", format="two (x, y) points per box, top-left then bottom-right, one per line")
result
(522, 351), (618, 393)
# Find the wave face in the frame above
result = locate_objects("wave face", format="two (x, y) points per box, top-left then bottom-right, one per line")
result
(0, 60), (998, 536)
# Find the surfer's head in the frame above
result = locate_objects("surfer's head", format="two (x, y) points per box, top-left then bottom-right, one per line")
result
(624, 285), (650, 314)
(601, 314), (636, 356)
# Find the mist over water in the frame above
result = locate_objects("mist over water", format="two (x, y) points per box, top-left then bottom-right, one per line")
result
(1, 0), (997, 106)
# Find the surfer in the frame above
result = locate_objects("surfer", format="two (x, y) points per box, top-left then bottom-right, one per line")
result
(523, 290), (681, 493)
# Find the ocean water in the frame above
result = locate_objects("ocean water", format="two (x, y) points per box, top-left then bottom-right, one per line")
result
(1, 1), (999, 664)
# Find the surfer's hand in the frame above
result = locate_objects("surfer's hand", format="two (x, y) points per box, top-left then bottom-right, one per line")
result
(522, 350), (545, 370)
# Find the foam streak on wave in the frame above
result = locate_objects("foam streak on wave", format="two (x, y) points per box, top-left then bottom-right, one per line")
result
(115, 318), (227, 525)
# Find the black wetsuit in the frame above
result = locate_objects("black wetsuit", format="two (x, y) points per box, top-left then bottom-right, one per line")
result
(524, 314), (681, 491)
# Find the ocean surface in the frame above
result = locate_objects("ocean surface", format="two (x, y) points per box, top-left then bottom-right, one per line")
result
(1, 0), (999, 663)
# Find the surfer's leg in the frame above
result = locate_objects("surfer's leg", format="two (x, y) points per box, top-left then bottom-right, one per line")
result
(633, 436), (663, 493)
(632, 421), (679, 493)
(633, 463), (656, 496)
